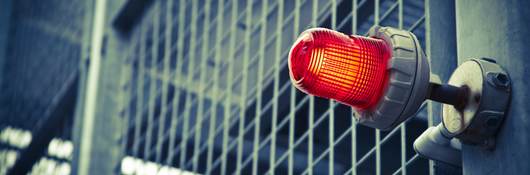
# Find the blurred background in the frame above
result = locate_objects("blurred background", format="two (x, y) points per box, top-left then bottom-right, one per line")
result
(0, 0), (529, 175)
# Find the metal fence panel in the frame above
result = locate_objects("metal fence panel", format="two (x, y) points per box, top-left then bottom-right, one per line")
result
(116, 0), (432, 174)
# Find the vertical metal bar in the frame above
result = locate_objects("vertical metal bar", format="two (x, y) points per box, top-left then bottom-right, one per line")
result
(424, 0), (436, 171)
(166, 0), (186, 166)
(221, 0), (238, 174)
(180, 0), (198, 169)
(192, 0), (211, 172)
(71, 0), (91, 172)
(132, 11), (147, 160)
(374, 0), (381, 175)
(328, 103), (335, 174)
(289, 0), (301, 174)
(236, 0), (253, 174)
(375, 129), (381, 175)
(427, 105), (435, 173)
(425, 1), (436, 174)
(156, 0), (172, 164)
(78, 0), (106, 174)
(269, 0), (284, 174)
(397, 0), (407, 175)
(308, 0), (318, 174)
(426, 0), (458, 174)
(351, 0), (358, 174)
(252, 0), (268, 174)
(119, 20), (139, 163)
(120, 28), (140, 161)
(206, 0), (224, 173)
(117, 59), (128, 173)
(329, 0), (337, 174)
(144, 2), (160, 160)
(119, 40), (134, 168)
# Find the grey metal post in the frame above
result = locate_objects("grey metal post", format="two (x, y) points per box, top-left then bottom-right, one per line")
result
(72, 0), (124, 174)
(456, 0), (530, 174)
(425, 0), (457, 125)
(425, 1), (461, 174)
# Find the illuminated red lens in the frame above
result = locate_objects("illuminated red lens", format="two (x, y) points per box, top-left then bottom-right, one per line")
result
(288, 28), (391, 109)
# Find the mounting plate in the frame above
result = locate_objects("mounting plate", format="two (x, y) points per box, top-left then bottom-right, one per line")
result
(442, 58), (511, 148)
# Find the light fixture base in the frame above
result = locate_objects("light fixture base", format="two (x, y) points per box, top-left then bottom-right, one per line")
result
(356, 26), (430, 130)
(442, 58), (511, 147)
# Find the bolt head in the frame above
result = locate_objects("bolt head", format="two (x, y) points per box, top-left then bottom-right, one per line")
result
(485, 116), (500, 128)
(488, 72), (510, 89)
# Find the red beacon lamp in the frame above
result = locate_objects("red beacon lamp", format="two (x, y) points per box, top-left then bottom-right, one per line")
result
(288, 26), (511, 166)
(289, 26), (430, 130)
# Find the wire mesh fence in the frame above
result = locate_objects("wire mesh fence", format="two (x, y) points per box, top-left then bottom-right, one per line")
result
(117, 0), (433, 174)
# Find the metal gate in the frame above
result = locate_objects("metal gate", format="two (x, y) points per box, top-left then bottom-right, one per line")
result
(112, 0), (436, 174)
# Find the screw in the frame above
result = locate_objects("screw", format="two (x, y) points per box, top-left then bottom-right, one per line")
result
(482, 138), (496, 150)
(488, 72), (510, 89)
(485, 115), (500, 128)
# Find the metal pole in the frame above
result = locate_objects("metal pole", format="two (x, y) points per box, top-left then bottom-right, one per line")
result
(76, 0), (107, 174)
(456, 0), (530, 174)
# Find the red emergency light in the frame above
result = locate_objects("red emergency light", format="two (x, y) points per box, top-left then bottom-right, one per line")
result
(288, 28), (391, 110)
(289, 26), (431, 130)
(287, 26), (513, 166)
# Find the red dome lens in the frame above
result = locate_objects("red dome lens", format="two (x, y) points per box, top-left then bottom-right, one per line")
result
(288, 28), (391, 109)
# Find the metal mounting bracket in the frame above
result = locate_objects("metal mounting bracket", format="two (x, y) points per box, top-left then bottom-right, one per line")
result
(414, 57), (511, 166)
(441, 58), (511, 148)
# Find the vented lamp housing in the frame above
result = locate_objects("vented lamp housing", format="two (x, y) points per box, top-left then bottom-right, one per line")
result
(289, 26), (430, 130)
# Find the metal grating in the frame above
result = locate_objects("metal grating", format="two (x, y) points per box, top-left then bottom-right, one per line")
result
(116, 0), (433, 174)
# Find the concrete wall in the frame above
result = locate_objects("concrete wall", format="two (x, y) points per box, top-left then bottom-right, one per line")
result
(456, 0), (530, 174)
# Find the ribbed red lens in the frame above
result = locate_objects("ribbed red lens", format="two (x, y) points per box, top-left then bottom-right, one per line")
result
(288, 28), (391, 109)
